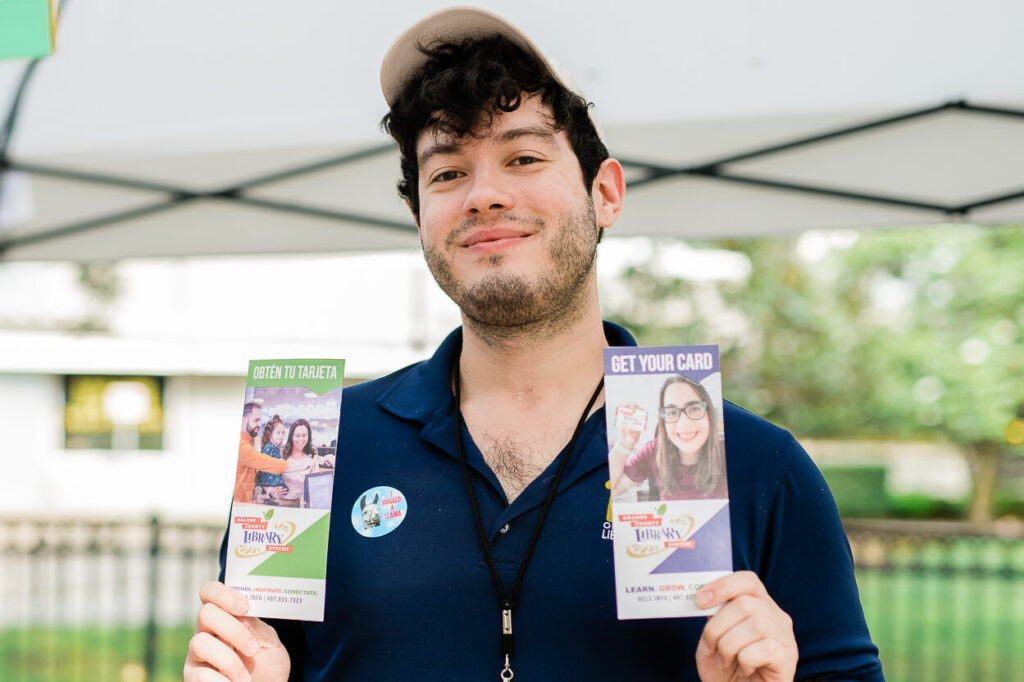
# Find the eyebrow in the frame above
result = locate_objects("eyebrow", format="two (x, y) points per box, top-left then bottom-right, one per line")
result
(417, 126), (560, 168)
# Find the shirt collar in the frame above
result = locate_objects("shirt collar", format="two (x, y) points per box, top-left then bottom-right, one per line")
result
(377, 321), (637, 423)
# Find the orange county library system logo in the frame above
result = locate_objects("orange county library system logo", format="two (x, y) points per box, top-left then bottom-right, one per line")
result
(233, 508), (296, 558)
(620, 505), (696, 559)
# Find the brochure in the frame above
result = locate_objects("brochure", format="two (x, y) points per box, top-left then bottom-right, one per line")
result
(224, 359), (344, 621)
(604, 346), (732, 619)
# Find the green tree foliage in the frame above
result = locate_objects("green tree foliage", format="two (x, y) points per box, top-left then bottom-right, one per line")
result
(605, 224), (1024, 519)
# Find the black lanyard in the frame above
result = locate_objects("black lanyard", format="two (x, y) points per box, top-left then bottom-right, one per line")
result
(453, 355), (604, 681)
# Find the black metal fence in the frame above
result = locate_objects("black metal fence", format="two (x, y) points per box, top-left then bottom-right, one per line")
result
(2, 516), (1023, 681)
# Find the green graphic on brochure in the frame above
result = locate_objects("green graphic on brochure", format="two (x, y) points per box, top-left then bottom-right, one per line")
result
(249, 513), (331, 579)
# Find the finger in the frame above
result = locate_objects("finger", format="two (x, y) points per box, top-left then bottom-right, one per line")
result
(199, 581), (250, 617)
(698, 595), (751, 660)
(247, 614), (285, 644)
(694, 645), (737, 682)
(699, 590), (789, 661)
(195, 602), (262, 660)
(696, 571), (770, 609)
(185, 666), (231, 682)
(701, 592), (771, 639)
(733, 636), (792, 679)
(186, 631), (251, 682)
(713, 606), (791, 670)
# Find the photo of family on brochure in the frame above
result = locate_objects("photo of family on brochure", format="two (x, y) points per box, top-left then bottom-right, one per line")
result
(235, 385), (340, 510)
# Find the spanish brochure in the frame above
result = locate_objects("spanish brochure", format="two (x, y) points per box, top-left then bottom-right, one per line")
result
(604, 346), (732, 619)
(224, 359), (345, 621)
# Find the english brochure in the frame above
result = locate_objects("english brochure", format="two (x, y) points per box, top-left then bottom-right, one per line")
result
(604, 345), (732, 619)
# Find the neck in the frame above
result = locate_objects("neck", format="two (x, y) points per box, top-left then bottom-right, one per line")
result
(458, 294), (607, 406)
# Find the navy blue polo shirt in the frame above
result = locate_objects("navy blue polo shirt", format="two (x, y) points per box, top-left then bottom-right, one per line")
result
(228, 323), (883, 681)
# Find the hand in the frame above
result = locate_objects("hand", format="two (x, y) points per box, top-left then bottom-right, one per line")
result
(614, 403), (644, 450)
(288, 457), (315, 473)
(184, 581), (290, 682)
(695, 571), (798, 682)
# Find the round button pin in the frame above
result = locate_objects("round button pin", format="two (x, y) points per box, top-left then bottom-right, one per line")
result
(351, 486), (408, 538)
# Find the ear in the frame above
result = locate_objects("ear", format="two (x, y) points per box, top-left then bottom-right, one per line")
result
(360, 494), (367, 509)
(405, 198), (421, 230)
(373, 493), (379, 505)
(591, 158), (625, 231)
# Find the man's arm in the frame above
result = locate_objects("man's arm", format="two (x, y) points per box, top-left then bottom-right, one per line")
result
(238, 437), (290, 475)
(608, 404), (646, 496)
(706, 429), (883, 681)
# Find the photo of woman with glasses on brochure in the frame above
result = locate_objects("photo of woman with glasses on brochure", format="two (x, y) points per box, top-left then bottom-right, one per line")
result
(608, 373), (728, 502)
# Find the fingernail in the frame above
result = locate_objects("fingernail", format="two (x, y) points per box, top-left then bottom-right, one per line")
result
(246, 638), (260, 657)
(234, 598), (249, 615)
(697, 638), (712, 657)
(696, 589), (713, 607)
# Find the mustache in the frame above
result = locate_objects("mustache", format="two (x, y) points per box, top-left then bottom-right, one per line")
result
(445, 213), (544, 247)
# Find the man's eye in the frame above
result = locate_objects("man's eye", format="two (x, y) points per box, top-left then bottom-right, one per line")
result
(430, 170), (462, 184)
(510, 155), (540, 166)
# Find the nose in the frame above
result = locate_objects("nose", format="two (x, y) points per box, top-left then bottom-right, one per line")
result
(461, 163), (514, 216)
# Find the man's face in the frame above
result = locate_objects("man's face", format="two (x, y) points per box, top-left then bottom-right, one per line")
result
(244, 408), (262, 437)
(414, 95), (600, 329)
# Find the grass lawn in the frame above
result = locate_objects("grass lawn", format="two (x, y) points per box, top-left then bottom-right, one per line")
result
(0, 625), (193, 682)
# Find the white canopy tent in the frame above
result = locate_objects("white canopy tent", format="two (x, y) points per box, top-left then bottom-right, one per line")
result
(1, 0), (1023, 262)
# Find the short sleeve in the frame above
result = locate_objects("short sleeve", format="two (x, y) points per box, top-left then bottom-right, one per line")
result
(762, 438), (884, 681)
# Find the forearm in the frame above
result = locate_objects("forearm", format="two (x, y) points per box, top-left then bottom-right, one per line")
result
(238, 443), (290, 474)
(608, 441), (637, 496)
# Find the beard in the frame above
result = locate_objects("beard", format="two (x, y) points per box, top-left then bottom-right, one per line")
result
(423, 199), (599, 337)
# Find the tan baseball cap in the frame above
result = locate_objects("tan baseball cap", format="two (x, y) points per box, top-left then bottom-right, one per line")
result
(380, 7), (597, 129)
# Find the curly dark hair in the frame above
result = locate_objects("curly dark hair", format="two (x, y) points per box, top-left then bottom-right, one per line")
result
(381, 35), (608, 220)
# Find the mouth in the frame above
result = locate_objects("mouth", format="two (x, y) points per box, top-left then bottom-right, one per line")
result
(673, 431), (701, 443)
(460, 227), (533, 253)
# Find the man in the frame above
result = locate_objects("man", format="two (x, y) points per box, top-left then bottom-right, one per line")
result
(233, 401), (289, 504)
(186, 8), (883, 681)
